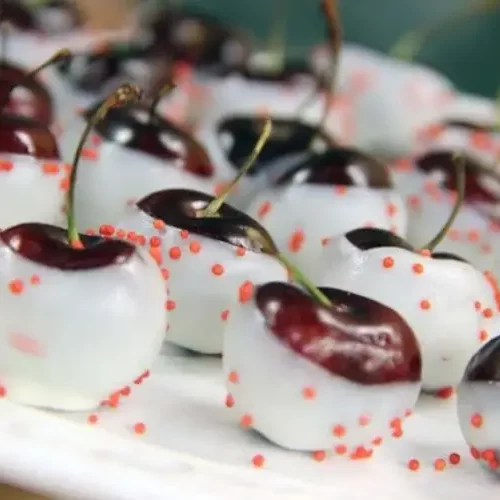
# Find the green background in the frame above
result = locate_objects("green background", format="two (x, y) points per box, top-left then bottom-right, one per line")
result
(177, 0), (500, 97)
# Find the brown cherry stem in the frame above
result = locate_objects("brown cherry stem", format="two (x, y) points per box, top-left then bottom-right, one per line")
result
(0, 48), (72, 111)
(389, 0), (500, 61)
(67, 83), (143, 247)
(420, 152), (466, 252)
(309, 0), (341, 147)
(201, 118), (273, 217)
(149, 80), (176, 121)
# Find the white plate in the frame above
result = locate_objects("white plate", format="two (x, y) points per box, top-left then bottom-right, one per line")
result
(0, 344), (496, 500)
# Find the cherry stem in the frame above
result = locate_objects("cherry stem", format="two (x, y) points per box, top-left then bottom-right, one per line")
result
(389, 0), (500, 61)
(201, 118), (273, 217)
(278, 252), (332, 307)
(66, 83), (143, 247)
(421, 152), (466, 252)
(310, 0), (341, 147)
(149, 81), (176, 121)
(0, 48), (72, 111)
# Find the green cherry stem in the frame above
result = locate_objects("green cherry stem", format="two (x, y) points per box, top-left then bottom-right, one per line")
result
(149, 80), (176, 121)
(0, 48), (72, 111)
(201, 118), (273, 217)
(389, 0), (500, 61)
(420, 152), (466, 252)
(278, 252), (332, 307)
(66, 83), (143, 247)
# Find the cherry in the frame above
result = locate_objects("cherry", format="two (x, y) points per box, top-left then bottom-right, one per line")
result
(219, 117), (335, 177)
(0, 222), (133, 269)
(137, 188), (276, 254)
(275, 147), (391, 187)
(256, 281), (421, 384)
(344, 227), (469, 263)
(82, 100), (213, 178)
(0, 113), (59, 158)
(148, 9), (250, 69)
(415, 150), (498, 205)
(461, 336), (500, 383)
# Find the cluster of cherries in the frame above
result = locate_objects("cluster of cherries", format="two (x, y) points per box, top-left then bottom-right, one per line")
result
(1, 0), (500, 474)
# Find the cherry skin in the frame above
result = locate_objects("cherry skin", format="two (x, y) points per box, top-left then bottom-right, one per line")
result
(137, 188), (276, 254)
(0, 62), (53, 124)
(0, 113), (60, 159)
(256, 281), (421, 384)
(275, 147), (391, 188)
(1, 223), (135, 270)
(461, 336), (500, 383)
(0, 0), (37, 31)
(219, 117), (335, 177)
(83, 101), (213, 177)
(415, 150), (497, 205)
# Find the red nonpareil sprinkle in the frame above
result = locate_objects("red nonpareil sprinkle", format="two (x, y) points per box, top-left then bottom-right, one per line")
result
(434, 458), (446, 471)
(87, 414), (99, 425)
(8, 279), (24, 295)
(448, 453), (461, 465)
(225, 394), (234, 408)
(312, 450), (326, 462)
(134, 422), (146, 435)
(407, 459), (420, 471)
(251, 454), (265, 468)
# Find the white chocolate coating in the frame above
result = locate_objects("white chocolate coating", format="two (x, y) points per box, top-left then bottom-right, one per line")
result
(117, 208), (289, 353)
(58, 117), (217, 231)
(315, 237), (498, 391)
(223, 297), (421, 451)
(0, 153), (67, 228)
(246, 184), (407, 279)
(0, 244), (166, 411)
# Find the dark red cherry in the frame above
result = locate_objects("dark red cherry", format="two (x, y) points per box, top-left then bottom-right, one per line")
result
(0, 114), (60, 159)
(416, 150), (498, 205)
(344, 227), (469, 263)
(137, 188), (277, 254)
(461, 336), (500, 382)
(275, 147), (391, 187)
(345, 228), (413, 252)
(149, 9), (250, 69)
(1, 223), (135, 270)
(219, 117), (335, 176)
(256, 282), (421, 384)
(0, 62), (53, 124)
(83, 101), (213, 177)
(0, 0), (37, 31)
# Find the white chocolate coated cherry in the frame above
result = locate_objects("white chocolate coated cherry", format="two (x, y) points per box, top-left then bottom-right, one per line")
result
(315, 233), (498, 392)
(0, 239), (166, 411)
(117, 207), (289, 354)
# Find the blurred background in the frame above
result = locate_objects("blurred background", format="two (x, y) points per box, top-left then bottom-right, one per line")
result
(78, 0), (500, 97)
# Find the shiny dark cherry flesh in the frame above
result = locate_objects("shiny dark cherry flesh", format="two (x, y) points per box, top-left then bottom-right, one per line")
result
(219, 117), (335, 176)
(1, 223), (135, 270)
(462, 337), (500, 382)
(0, 114), (60, 159)
(256, 282), (421, 384)
(344, 228), (470, 264)
(416, 151), (498, 204)
(84, 102), (213, 177)
(0, 63), (53, 125)
(275, 147), (391, 188)
(137, 189), (276, 254)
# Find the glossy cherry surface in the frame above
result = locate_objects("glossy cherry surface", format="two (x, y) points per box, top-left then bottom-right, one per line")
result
(416, 150), (498, 205)
(461, 336), (500, 383)
(219, 117), (335, 176)
(0, 114), (60, 159)
(137, 189), (276, 254)
(1, 223), (135, 270)
(256, 282), (421, 384)
(84, 102), (213, 177)
(0, 62), (53, 124)
(275, 147), (391, 187)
